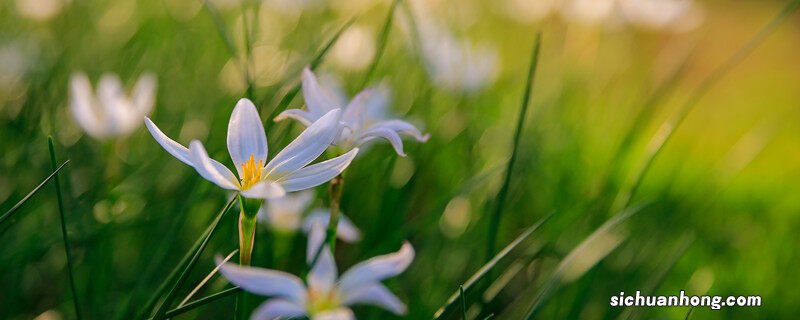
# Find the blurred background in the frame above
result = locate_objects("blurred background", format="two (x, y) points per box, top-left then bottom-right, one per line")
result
(1, 0), (799, 319)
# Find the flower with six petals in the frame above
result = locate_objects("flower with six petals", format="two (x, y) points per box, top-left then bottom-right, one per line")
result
(218, 223), (414, 320)
(145, 98), (358, 199)
(276, 67), (429, 157)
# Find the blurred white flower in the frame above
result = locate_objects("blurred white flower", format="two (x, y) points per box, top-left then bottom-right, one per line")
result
(145, 99), (358, 199)
(218, 225), (414, 319)
(276, 67), (429, 156)
(504, 0), (561, 23)
(69, 72), (157, 140)
(15, 0), (64, 22)
(619, 0), (703, 32)
(547, 0), (703, 32)
(407, 4), (499, 93)
(256, 190), (361, 242)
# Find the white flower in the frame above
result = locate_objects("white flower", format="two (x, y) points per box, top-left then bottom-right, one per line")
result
(218, 227), (414, 319)
(417, 23), (498, 93)
(275, 67), (429, 156)
(256, 190), (361, 242)
(145, 98), (358, 199)
(69, 71), (157, 139)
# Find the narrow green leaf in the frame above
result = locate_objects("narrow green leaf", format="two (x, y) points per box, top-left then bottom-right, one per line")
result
(0, 160), (70, 228)
(619, 233), (694, 320)
(684, 306), (696, 320)
(611, 0), (800, 213)
(261, 17), (357, 120)
(150, 197), (236, 319)
(433, 212), (553, 320)
(137, 197), (236, 319)
(523, 204), (647, 319)
(47, 137), (82, 320)
(359, 0), (401, 89)
(460, 285), (467, 319)
(146, 287), (242, 320)
(486, 32), (542, 260)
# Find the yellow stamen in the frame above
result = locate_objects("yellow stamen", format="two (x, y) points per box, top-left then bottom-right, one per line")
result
(240, 154), (263, 190)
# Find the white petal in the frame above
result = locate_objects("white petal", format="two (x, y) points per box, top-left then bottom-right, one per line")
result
(96, 73), (132, 132)
(306, 221), (326, 263)
(265, 109), (343, 177)
(340, 89), (373, 131)
(356, 127), (407, 156)
(144, 117), (193, 165)
(301, 67), (339, 116)
(278, 148), (358, 192)
(145, 118), (235, 175)
(258, 190), (315, 230)
(217, 259), (307, 304)
(69, 72), (104, 138)
(312, 308), (355, 320)
(372, 119), (430, 142)
(250, 299), (307, 320)
(240, 181), (286, 199)
(227, 98), (268, 176)
(338, 242), (415, 293)
(340, 283), (407, 315)
(308, 246), (338, 294)
(274, 109), (318, 127)
(189, 140), (240, 190)
(132, 72), (157, 116)
(303, 209), (361, 242)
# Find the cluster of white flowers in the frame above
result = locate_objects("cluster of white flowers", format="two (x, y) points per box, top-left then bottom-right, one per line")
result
(505, 0), (704, 32)
(68, 66), (427, 319)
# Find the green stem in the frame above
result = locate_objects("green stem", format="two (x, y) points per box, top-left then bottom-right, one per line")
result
(325, 175), (344, 251)
(485, 32), (541, 261)
(236, 195), (262, 320)
(48, 137), (83, 320)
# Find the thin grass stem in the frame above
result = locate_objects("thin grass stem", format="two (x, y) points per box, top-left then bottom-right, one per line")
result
(47, 137), (82, 320)
(486, 32), (542, 261)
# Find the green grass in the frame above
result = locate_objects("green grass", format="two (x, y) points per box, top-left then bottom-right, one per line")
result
(2, 0), (800, 319)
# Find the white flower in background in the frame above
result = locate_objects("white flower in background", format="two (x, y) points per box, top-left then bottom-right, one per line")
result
(257, 190), (361, 242)
(218, 225), (414, 319)
(145, 98), (358, 199)
(557, 0), (702, 31)
(276, 67), (429, 156)
(412, 12), (498, 93)
(15, 0), (65, 22)
(69, 72), (156, 140)
(618, 0), (703, 32)
(560, 0), (617, 25)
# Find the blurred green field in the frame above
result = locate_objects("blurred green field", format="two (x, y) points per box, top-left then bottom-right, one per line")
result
(2, 0), (800, 319)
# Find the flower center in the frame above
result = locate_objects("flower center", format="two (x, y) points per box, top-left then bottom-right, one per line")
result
(307, 288), (340, 315)
(240, 154), (263, 190)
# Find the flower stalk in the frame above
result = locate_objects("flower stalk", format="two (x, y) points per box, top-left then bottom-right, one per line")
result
(325, 174), (344, 252)
(238, 196), (262, 266)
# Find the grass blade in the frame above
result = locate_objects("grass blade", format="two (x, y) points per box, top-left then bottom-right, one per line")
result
(460, 285), (467, 319)
(618, 233), (694, 320)
(137, 197), (236, 319)
(150, 197), (236, 319)
(47, 136), (82, 320)
(162, 287), (242, 319)
(523, 204), (647, 319)
(359, 0), (401, 89)
(611, 0), (800, 213)
(486, 32), (542, 260)
(433, 212), (553, 320)
(180, 249), (238, 307)
(0, 160), (70, 228)
(261, 17), (357, 120)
